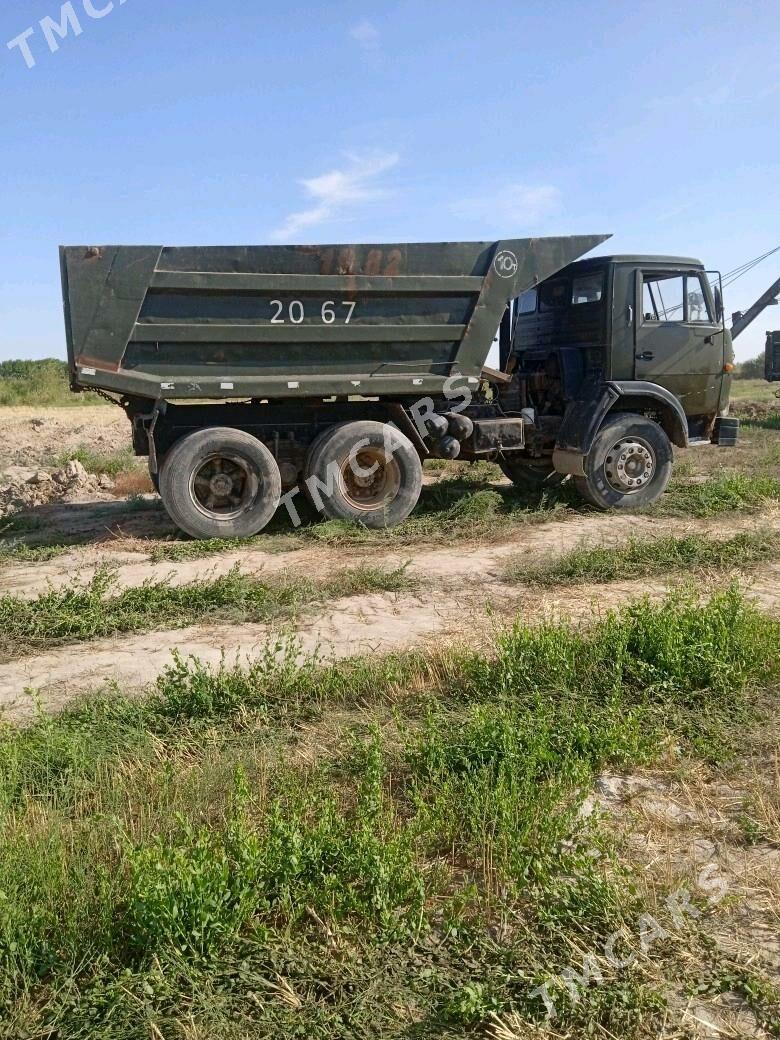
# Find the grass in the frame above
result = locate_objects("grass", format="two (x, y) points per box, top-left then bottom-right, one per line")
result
(0, 588), (777, 1037)
(0, 541), (74, 564)
(655, 471), (780, 517)
(0, 563), (413, 658)
(0, 359), (104, 408)
(742, 412), (780, 430)
(728, 378), (778, 403)
(52, 445), (138, 478)
(507, 529), (778, 586)
(0, 516), (74, 564)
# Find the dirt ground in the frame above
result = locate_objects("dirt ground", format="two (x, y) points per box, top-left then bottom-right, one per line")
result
(1, 404), (779, 1038)
(0, 404), (128, 471)
(1, 403), (779, 721)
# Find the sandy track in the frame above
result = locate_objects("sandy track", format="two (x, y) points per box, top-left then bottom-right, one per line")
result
(2, 508), (777, 599)
(3, 550), (780, 724)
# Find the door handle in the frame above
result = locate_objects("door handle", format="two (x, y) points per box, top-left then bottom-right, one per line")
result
(635, 351), (654, 361)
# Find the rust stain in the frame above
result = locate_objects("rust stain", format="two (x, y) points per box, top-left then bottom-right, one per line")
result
(336, 248), (356, 275)
(383, 250), (402, 276)
(364, 249), (383, 276)
(318, 249), (335, 275)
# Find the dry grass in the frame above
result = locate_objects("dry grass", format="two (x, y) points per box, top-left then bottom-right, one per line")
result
(111, 470), (154, 497)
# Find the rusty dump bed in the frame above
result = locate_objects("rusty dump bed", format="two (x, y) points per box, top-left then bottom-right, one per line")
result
(60, 236), (609, 403)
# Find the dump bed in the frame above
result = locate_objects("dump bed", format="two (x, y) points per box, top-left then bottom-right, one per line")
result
(60, 236), (608, 402)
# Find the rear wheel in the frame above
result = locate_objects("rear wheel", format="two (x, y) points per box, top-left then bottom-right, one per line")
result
(159, 427), (281, 539)
(305, 420), (422, 529)
(575, 413), (672, 510)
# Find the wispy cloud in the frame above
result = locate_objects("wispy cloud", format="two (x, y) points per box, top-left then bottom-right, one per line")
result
(270, 151), (399, 242)
(452, 183), (562, 229)
(350, 19), (380, 51)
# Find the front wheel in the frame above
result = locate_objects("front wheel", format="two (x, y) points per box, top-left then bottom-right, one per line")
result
(575, 414), (672, 510)
(159, 428), (282, 539)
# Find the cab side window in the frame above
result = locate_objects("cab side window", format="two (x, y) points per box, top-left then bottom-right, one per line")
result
(642, 273), (684, 322)
(571, 273), (604, 305)
(685, 274), (713, 323)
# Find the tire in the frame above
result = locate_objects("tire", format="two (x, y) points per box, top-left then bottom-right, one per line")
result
(305, 420), (423, 529)
(574, 413), (672, 510)
(159, 428), (282, 539)
(499, 455), (565, 490)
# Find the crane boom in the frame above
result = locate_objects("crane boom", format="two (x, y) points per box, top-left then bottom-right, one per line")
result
(730, 274), (780, 340)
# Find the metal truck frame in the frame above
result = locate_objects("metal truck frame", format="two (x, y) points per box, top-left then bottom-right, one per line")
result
(60, 235), (739, 539)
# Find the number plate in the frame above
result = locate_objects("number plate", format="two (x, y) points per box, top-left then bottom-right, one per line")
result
(270, 300), (357, 325)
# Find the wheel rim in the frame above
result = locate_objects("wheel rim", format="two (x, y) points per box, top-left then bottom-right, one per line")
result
(189, 453), (261, 520)
(604, 437), (656, 495)
(339, 447), (402, 511)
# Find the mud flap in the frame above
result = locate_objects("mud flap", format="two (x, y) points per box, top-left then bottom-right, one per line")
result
(552, 381), (620, 476)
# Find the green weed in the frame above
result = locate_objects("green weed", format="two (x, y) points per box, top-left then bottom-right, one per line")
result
(0, 563), (413, 657)
(0, 540), (73, 564)
(52, 445), (138, 478)
(658, 473), (780, 517)
(508, 529), (777, 586)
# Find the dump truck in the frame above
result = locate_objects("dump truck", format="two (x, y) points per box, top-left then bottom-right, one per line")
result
(59, 236), (738, 539)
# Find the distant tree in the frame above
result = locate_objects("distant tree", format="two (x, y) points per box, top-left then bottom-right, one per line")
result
(0, 358), (104, 406)
(734, 354), (765, 379)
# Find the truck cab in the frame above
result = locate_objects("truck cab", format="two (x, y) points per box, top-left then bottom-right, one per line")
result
(497, 255), (737, 506)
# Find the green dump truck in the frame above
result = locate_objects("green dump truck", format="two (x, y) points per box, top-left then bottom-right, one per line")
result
(60, 236), (737, 539)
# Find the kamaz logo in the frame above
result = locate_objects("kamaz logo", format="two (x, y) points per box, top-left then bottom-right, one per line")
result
(493, 250), (519, 279)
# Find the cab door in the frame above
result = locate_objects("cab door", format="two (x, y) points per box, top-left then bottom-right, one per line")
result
(634, 269), (724, 414)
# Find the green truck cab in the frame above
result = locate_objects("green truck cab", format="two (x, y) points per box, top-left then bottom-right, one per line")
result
(501, 254), (736, 506)
(60, 238), (738, 539)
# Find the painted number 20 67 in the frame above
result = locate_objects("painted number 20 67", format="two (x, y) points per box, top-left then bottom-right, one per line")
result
(270, 300), (357, 325)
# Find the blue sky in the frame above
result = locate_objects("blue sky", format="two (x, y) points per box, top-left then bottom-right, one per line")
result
(1, 0), (779, 363)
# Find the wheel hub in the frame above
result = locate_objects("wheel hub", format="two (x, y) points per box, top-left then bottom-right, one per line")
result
(190, 454), (257, 519)
(209, 473), (234, 497)
(604, 438), (656, 494)
(340, 449), (401, 510)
